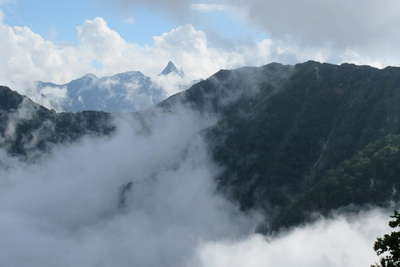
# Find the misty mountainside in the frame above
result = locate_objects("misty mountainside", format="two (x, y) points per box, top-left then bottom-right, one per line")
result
(0, 85), (114, 158)
(160, 62), (293, 113)
(2, 61), (400, 233)
(162, 61), (400, 231)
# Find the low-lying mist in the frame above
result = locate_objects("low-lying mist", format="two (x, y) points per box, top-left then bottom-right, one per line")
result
(0, 106), (255, 267)
(192, 209), (390, 267)
(0, 104), (390, 267)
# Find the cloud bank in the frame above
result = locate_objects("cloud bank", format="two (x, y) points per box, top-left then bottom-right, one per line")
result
(231, 0), (400, 65)
(0, 106), (256, 267)
(193, 209), (390, 267)
(228, 0), (400, 48)
(0, 98), (392, 267)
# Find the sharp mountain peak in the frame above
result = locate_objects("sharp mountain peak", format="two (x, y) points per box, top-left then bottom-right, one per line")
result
(160, 61), (184, 77)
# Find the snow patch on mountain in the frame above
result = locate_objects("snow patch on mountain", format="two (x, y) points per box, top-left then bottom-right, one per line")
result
(34, 71), (164, 112)
(31, 62), (192, 112)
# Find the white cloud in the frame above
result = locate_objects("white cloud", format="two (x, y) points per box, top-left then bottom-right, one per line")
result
(227, 0), (400, 48)
(191, 3), (228, 12)
(0, 20), (93, 90)
(1, 10), (394, 104)
(0, 15), (291, 98)
(0, 0), (13, 5)
(0, 98), (392, 267)
(225, 0), (400, 67)
(192, 209), (391, 267)
(0, 106), (256, 267)
(102, 0), (400, 68)
(27, 85), (68, 111)
(124, 16), (135, 24)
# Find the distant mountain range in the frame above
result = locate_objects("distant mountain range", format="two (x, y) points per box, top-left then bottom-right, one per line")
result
(35, 61), (184, 113)
(2, 61), (400, 233)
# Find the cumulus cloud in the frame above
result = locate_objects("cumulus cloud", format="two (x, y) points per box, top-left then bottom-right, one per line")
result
(73, 19), (289, 80)
(0, 14), (293, 99)
(0, 18), (92, 90)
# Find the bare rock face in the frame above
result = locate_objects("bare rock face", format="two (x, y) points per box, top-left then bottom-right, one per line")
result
(160, 61), (184, 77)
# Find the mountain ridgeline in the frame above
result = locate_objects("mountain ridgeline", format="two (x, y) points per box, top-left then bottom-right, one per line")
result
(0, 85), (114, 158)
(37, 71), (165, 113)
(34, 61), (185, 113)
(1, 61), (400, 232)
(164, 61), (400, 232)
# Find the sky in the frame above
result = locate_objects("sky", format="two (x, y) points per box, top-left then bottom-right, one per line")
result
(1, 0), (265, 45)
(1, 0), (400, 91)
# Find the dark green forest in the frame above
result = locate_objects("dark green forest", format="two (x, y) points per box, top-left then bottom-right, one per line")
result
(2, 61), (400, 233)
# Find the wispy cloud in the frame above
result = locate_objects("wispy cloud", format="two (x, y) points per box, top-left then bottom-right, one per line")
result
(0, 0), (13, 5)
(124, 16), (135, 24)
(191, 3), (227, 12)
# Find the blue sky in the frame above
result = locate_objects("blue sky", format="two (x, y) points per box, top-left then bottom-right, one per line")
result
(2, 0), (176, 44)
(1, 0), (266, 45)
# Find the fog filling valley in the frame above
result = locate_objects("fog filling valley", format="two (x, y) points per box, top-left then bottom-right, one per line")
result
(0, 103), (392, 267)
